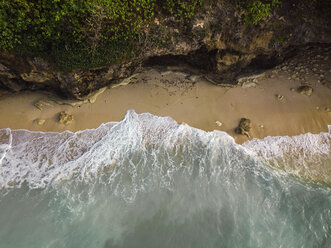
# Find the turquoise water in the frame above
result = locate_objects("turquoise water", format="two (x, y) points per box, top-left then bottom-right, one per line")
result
(0, 111), (330, 248)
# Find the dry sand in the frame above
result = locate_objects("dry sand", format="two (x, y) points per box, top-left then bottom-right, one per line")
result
(0, 67), (330, 144)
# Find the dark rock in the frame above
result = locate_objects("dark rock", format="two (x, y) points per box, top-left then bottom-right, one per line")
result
(297, 86), (313, 96)
(235, 118), (252, 138)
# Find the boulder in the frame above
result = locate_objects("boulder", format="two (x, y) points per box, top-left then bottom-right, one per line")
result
(33, 119), (46, 125)
(297, 86), (313, 96)
(58, 111), (74, 125)
(235, 118), (252, 138)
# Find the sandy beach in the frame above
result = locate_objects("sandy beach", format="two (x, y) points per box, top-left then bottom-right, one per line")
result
(0, 61), (330, 144)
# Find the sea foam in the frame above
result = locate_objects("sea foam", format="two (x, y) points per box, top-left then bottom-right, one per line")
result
(243, 126), (331, 183)
(0, 110), (330, 191)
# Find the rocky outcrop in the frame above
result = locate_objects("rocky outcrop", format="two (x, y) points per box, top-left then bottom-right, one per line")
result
(0, 1), (330, 99)
(0, 52), (137, 99)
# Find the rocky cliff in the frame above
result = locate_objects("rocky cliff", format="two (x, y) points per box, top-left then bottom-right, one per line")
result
(0, 0), (330, 99)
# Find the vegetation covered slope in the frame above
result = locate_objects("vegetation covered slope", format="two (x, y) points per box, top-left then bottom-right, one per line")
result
(1, 0), (302, 70)
(0, 0), (205, 70)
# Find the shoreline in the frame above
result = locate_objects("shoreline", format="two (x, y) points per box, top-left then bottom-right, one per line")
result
(0, 65), (330, 144)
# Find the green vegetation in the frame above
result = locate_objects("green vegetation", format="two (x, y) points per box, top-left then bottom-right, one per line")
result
(236, 0), (281, 24)
(271, 35), (286, 47)
(162, 0), (204, 21)
(0, 0), (203, 70)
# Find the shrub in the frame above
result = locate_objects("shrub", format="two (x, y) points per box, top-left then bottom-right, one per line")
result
(0, 0), (89, 52)
(236, 0), (281, 24)
(161, 0), (204, 21)
(0, 0), (203, 70)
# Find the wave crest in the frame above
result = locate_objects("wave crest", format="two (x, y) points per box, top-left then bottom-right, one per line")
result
(0, 110), (330, 191)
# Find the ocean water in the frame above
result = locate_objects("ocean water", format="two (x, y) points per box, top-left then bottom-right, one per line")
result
(0, 110), (330, 248)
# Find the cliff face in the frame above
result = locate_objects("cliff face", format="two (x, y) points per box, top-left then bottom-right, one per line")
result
(0, 0), (330, 99)
(0, 53), (137, 99)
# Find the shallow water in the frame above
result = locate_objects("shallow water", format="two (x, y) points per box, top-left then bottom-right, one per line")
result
(0, 111), (330, 248)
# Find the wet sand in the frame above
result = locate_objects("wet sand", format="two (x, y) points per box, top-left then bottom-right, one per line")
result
(0, 66), (330, 144)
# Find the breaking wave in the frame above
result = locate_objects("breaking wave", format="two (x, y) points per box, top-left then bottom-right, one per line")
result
(0, 110), (330, 248)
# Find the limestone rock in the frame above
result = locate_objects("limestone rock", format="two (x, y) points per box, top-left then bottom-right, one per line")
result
(242, 81), (257, 88)
(276, 94), (284, 100)
(58, 111), (74, 125)
(235, 118), (252, 138)
(20, 71), (53, 83)
(33, 119), (46, 125)
(237, 73), (265, 84)
(215, 121), (223, 127)
(218, 53), (240, 66)
(34, 99), (53, 110)
(297, 86), (313, 96)
(51, 86), (107, 106)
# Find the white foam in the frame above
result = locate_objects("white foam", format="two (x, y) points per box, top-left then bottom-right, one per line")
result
(0, 111), (256, 191)
(0, 111), (330, 192)
(0, 128), (12, 164)
(243, 126), (331, 183)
